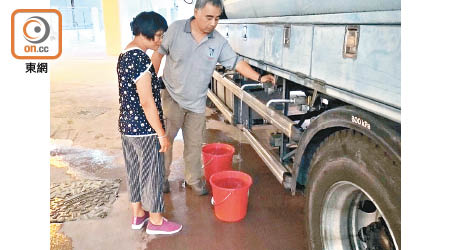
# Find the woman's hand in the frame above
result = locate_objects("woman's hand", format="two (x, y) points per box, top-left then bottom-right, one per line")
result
(158, 135), (171, 152)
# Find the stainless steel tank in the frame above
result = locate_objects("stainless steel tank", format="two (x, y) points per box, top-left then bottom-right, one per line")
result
(223, 0), (401, 19)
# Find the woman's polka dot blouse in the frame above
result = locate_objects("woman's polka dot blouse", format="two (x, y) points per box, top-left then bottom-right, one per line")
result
(117, 48), (163, 136)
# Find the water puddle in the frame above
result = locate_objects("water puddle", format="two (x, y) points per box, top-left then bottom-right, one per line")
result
(50, 139), (122, 222)
(50, 139), (117, 178)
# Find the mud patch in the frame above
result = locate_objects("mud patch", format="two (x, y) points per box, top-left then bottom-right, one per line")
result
(50, 223), (73, 250)
(205, 109), (226, 123)
(206, 128), (238, 144)
(53, 106), (111, 119)
(50, 179), (121, 223)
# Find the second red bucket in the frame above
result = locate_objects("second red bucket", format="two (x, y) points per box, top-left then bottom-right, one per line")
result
(210, 170), (253, 222)
(202, 143), (235, 185)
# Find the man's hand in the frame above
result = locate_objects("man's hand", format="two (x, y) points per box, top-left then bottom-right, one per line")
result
(260, 74), (275, 85)
(235, 60), (276, 86)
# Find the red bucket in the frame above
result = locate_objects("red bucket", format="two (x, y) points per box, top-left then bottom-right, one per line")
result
(210, 170), (253, 222)
(202, 143), (235, 185)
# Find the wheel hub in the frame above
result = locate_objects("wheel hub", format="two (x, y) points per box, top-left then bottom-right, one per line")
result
(358, 218), (395, 250)
(321, 181), (397, 250)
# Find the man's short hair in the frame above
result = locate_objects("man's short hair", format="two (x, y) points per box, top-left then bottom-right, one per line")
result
(195, 0), (224, 11)
(130, 11), (168, 40)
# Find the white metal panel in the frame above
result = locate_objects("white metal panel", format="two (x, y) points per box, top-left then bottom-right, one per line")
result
(228, 24), (265, 61)
(282, 25), (313, 75)
(311, 25), (400, 108)
(264, 25), (283, 66)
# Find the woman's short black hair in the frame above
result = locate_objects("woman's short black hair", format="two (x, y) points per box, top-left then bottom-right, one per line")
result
(130, 11), (168, 40)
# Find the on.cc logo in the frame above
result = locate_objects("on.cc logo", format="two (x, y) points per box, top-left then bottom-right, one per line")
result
(11, 9), (62, 59)
(23, 16), (50, 44)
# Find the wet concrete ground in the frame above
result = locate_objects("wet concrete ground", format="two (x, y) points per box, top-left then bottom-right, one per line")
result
(50, 114), (307, 250)
(50, 57), (307, 250)
(146, 125), (307, 250)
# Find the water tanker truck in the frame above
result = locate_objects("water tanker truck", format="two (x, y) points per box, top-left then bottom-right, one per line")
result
(207, 0), (401, 249)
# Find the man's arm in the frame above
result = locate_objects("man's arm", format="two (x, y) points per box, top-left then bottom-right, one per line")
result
(235, 60), (275, 84)
(151, 52), (164, 75)
(153, 21), (178, 75)
(219, 42), (275, 84)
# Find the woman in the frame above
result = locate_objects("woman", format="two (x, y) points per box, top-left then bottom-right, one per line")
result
(117, 11), (182, 235)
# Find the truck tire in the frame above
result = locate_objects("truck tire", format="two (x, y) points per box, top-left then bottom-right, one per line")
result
(306, 129), (400, 250)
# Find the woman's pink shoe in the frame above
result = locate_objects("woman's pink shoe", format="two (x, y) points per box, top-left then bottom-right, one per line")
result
(146, 217), (182, 235)
(131, 212), (149, 229)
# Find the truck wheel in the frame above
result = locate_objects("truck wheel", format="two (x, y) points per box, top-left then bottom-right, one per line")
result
(306, 129), (400, 250)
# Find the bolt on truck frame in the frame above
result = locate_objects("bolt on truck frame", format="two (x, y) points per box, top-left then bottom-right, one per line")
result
(207, 0), (401, 249)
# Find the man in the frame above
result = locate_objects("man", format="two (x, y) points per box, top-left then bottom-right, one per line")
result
(152, 0), (275, 195)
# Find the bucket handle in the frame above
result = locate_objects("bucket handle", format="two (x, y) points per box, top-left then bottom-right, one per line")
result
(202, 157), (215, 169)
(211, 192), (232, 206)
(202, 146), (234, 169)
(210, 190), (249, 206)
